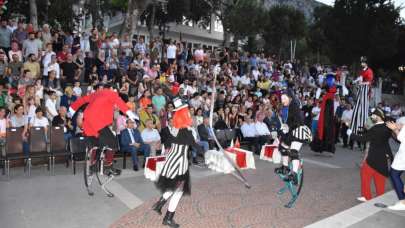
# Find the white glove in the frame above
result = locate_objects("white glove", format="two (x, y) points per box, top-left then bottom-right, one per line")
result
(346, 129), (352, 136)
(281, 124), (289, 134)
(126, 110), (139, 121)
(68, 107), (76, 118)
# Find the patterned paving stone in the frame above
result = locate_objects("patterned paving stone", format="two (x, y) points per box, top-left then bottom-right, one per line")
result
(111, 165), (362, 228)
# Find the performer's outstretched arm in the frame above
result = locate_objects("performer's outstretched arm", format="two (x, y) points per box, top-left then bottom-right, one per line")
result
(69, 93), (93, 117)
(111, 91), (139, 121)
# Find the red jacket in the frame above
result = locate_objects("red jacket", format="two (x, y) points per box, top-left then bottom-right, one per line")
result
(70, 89), (129, 137)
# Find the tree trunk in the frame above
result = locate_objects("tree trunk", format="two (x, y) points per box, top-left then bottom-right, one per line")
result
(126, 0), (150, 40)
(29, 0), (38, 30)
(148, 2), (156, 41)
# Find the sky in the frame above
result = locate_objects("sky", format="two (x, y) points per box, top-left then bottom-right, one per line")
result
(317, 0), (405, 18)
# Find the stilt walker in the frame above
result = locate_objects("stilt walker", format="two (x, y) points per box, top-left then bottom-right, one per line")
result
(310, 74), (337, 154)
(152, 98), (202, 228)
(350, 56), (373, 136)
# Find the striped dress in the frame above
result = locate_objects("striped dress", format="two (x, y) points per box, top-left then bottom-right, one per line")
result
(350, 84), (369, 135)
(156, 127), (200, 194)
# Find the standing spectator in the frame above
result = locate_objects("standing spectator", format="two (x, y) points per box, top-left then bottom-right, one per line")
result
(166, 41), (177, 64)
(341, 103), (353, 148)
(60, 54), (78, 85)
(134, 37), (146, 56)
(45, 91), (58, 121)
(311, 100), (321, 135)
(8, 54), (23, 87)
(12, 21), (28, 46)
(152, 87), (166, 113)
(120, 33), (133, 58)
(42, 43), (56, 78)
(41, 24), (52, 48)
(23, 53), (40, 79)
(22, 32), (40, 59)
(57, 44), (70, 63)
(0, 18), (12, 53)
(386, 117), (405, 210)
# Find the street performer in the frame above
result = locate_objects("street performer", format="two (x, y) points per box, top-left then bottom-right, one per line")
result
(350, 56), (373, 136)
(69, 84), (138, 175)
(275, 88), (312, 185)
(151, 98), (202, 228)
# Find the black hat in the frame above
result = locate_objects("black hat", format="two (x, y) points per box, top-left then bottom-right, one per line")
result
(371, 107), (385, 120)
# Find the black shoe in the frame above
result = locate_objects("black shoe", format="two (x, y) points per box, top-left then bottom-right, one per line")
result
(192, 158), (198, 165)
(162, 211), (179, 228)
(275, 166), (290, 175)
(284, 172), (298, 185)
(133, 164), (139, 171)
(152, 197), (167, 215)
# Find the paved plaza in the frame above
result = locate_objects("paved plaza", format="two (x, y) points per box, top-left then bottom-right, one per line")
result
(1, 143), (404, 228)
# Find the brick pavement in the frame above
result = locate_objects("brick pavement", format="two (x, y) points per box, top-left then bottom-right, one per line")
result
(111, 162), (362, 228)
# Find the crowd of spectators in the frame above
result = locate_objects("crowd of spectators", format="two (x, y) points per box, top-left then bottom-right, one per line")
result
(0, 18), (404, 170)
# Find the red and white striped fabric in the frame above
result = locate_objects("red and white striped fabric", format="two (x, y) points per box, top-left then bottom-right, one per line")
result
(260, 139), (281, 164)
(144, 156), (166, 181)
(225, 147), (256, 170)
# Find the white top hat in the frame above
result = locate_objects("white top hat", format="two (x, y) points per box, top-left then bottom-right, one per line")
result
(173, 98), (188, 111)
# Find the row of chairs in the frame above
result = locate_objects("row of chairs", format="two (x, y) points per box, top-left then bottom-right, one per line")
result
(0, 126), (70, 178)
(0, 126), (133, 178)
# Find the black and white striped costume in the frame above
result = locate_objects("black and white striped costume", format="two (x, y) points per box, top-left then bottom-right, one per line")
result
(350, 84), (369, 135)
(156, 127), (200, 195)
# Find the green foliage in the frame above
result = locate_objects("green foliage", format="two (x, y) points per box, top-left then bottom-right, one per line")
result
(261, 5), (307, 58)
(309, 0), (402, 69)
(222, 0), (264, 38)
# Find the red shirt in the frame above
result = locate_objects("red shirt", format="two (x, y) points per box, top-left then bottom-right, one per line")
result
(361, 67), (373, 83)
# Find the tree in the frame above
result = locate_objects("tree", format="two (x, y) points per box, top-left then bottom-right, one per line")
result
(312, 0), (401, 69)
(261, 5), (307, 59)
(221, 0), (265, 48)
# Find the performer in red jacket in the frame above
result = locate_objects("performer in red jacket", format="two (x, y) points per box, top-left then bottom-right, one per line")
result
(69, 84), (138, 175)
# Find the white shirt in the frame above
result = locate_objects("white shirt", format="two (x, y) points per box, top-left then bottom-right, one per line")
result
(46, 62), (60, 78)
(0, 118), (6, 136)
(45, 99), (58, 119)
(391, 127), (405, 170)
(167, 45), (177, 59)
(42, 51), (56, 75)
(241, 123), (257, 138)
(341, 109), (353, 125)
(73, 86), (82, 97)
(30, 116), (49, 128)
(141, 128), (161, 143)
(312, 106), (321, 121)
(27, 105), (36, 120)
(255, 122), (270, 136)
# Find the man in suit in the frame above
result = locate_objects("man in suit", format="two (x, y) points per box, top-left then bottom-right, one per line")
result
(120, 119), (151, 171)
(197, 116), (212, 152)
(160, 117), (175, 152)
